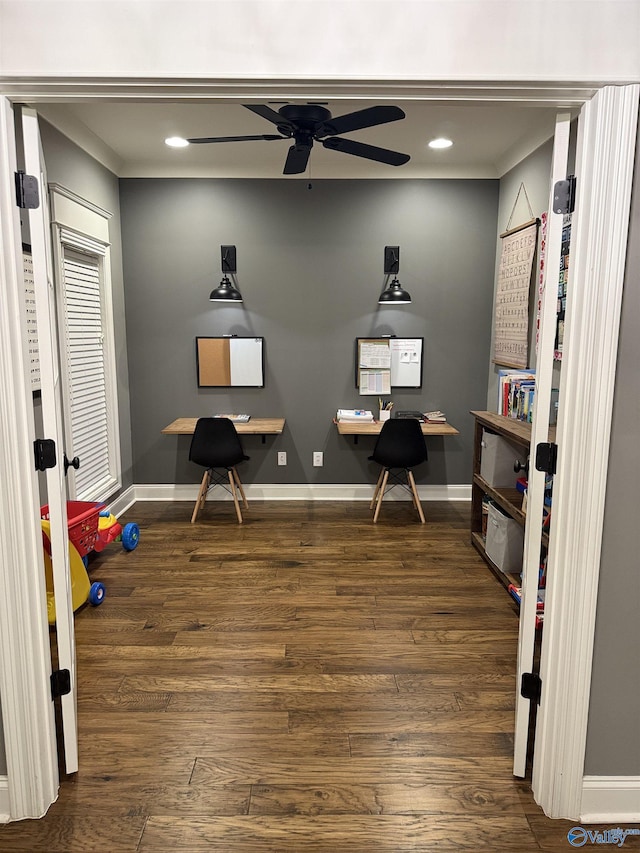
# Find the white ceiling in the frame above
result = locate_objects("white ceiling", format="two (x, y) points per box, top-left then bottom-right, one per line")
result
(36, 99), (562, 180)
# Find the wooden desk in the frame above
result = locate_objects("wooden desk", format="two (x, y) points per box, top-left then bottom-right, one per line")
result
(336, 419), (459, 443)
(162, 417), (285, 443)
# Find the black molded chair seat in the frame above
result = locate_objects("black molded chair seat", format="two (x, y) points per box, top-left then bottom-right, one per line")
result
(368, 417), (428, 523)
(189, 417), (250, 523)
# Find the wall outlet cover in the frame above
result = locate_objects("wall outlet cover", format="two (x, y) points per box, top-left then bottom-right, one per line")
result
(313, 451), (323, 467)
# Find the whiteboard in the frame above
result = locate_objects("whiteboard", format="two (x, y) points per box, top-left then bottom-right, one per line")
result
(390, 338), (423, 387)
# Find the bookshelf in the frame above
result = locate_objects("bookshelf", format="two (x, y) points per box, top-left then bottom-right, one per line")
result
(470, 411), (552, 597)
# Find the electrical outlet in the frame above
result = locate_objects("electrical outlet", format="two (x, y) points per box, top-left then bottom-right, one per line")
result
(313, 451), (323, 467)
(277, 451), (287, 466)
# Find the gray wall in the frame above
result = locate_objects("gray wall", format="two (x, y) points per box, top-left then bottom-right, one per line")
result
(39, 120), (133, 493)
(584, 121), (640, 775)
(119, 178), (499, 489)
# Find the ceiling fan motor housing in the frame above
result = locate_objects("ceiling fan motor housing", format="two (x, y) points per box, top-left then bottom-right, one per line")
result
(278, 104), (332, 133)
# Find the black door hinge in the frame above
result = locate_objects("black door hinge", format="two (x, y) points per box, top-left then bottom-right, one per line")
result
(15, 170), (39, 209)
(535, 442), (557, 476)
(553, 174), (576, 214)
(521, 672), (542, 705)
(51, 669), (71, 700)
(34, 438), (56, 471)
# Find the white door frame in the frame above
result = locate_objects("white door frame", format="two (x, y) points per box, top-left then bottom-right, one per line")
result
(21, 107), (80, 775)
(0, 79), (637, 822)
(532, 84), (639, 819)
(513, 112), (571, 779)
(0, 98), (59, 820)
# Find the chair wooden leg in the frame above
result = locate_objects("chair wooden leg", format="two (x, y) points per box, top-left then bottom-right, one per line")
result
(228, 470), (243, 523)
(407, 470), (426, 523)
(370, 467), (385, 509)
(232, 467), (249, 509)
(373, 469), (389, 523)
(191, 470), (210, 523)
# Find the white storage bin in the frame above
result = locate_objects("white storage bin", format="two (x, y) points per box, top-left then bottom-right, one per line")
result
(485, 503), (524, 575)
(480, 430), (526, 488)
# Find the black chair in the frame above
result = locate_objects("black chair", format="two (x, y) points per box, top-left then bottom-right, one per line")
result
(368, 417), (428, 523)
(189, 417), (250, 523)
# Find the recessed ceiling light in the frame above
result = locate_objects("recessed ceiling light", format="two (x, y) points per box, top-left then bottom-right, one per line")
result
(165, 136), (189, 148)
(428, 137), (453, 150)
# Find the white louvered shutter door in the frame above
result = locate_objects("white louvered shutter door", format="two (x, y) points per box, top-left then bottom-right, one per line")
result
(61, 248), (111, 498)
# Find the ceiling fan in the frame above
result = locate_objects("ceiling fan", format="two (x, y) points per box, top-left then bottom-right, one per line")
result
(184, 104), (411, 175)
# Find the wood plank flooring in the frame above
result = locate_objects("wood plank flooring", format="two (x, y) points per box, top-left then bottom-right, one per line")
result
(0, 500), (619, 851)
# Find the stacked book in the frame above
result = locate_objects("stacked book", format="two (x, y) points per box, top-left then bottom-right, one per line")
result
(424, 410), (446, 423)
(336, 409), (374, 423)
(214, 414), (251, 423)
(497, 369), (536, 421)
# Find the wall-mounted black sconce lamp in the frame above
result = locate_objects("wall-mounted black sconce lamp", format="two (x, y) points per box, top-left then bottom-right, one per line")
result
(209, 245), (243, 302)
(378, 245), (412, 304)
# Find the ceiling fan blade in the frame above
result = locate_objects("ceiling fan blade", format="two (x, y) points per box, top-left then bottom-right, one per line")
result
(322, 136), (410, 166)
(186, 134), (284, 143)
(316, 105), (405, 137)
(243, 104), (295, 129)
(283, 144), (311, 175)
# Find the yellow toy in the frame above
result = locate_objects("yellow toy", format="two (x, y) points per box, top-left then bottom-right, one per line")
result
(41, 519), (105, 626)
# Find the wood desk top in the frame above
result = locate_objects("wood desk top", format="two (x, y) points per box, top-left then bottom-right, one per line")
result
(335, 419), (459, 436)
(162, 417), (285, 436)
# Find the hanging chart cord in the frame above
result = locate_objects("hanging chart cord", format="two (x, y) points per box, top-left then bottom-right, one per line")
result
(503, 182), (536, 236)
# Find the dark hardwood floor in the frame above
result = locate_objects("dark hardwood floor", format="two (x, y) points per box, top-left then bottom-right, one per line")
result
(0, 500), (600, 851)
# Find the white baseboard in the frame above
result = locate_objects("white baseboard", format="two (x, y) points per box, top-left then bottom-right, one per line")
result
(105, 484), (137, 517)
(581, 776), (640, 823)
(130, 483), (472, 503)
(0, 775), (9, 823)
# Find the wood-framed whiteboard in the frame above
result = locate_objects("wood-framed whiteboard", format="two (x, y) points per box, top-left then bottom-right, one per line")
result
(196, 336), (264, 387)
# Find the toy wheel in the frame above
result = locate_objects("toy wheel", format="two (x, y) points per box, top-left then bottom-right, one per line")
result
(89, 582), (106, 606)
(121, 522), (140, 551)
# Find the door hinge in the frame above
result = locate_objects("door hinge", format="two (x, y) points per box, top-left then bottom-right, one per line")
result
(51, 669), (71, 700)
(15, 170), (40, 209)
(553, 174), (576, 214)
(521, 672), (542, 705)
(535, 442), (557, 476)
(34, 438), (56, 471)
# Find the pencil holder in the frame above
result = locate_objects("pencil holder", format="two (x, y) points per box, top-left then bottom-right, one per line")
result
(379, 409), (391, 422)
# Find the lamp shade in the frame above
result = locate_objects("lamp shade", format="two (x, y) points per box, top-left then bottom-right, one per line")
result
(209, 275), (243, 302)
(378, 277), (412, 304)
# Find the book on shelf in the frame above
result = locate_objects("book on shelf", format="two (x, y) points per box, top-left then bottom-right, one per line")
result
(336, 409), (374, 422)
(214, 413), (251, 423)
(423, 410), (447, 423)
(497, 369), (536, 420)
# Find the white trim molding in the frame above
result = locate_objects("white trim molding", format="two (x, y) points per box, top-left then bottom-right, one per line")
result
(106, 485), (137, 518)
(581, 777), (640, 824)
(532, 84), (640, 820)
(0, 776), (9, 823)
(0, 98), (59, 820)
(50, 184), (122, 503)
(131, 483), (472, 503)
